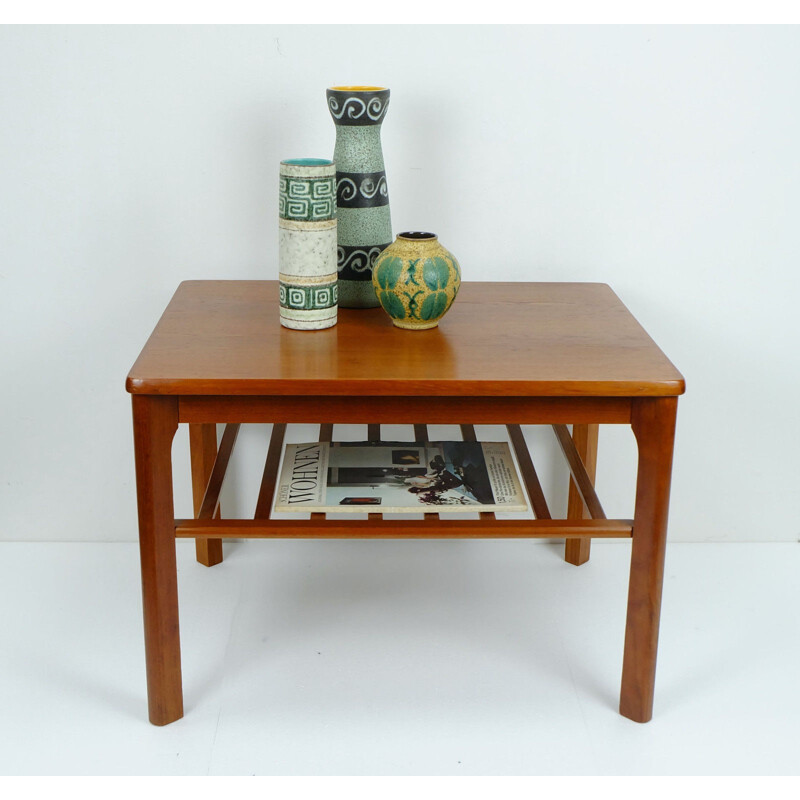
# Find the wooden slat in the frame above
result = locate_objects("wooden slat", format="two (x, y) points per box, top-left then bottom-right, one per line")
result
(176, 518), (633, 539)
(460, 425), (495, 521)
(254, 423), (287, 519)
(413, 424), (437, 521)
(552, 424), (606, 519)
(506, 424), (551, 520)
(367, 424), (381, 522)
(311, 424), (334, 521)
(197, 423), (240, 520)
(459, 424), (477, 442)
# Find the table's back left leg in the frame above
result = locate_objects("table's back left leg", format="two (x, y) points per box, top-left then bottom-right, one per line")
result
(190, 423), (223, 567)
(565, 423), (599, 565)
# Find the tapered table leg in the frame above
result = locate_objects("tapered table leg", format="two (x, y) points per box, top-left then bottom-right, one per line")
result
(190, 423), (223, 567)
(565, 423), (599, 565)
(132, 394), (183, 726)
(620, 397), (678, 723)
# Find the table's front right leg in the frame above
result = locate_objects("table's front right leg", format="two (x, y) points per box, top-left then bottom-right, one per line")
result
(132, 394), (183, 726)
(620, 396), (678, 723)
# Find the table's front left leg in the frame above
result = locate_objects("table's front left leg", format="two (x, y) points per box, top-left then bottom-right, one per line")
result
(132, 394), (183, 726)
(620, 396), (678, 723)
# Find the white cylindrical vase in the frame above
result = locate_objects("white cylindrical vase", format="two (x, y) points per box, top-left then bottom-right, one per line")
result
(278, 158), (338, 330)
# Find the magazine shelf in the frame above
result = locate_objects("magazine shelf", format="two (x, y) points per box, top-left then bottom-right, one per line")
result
(174, 421), (633, 541)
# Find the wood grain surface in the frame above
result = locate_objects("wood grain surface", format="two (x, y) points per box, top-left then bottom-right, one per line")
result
(127, 281), (685, 398)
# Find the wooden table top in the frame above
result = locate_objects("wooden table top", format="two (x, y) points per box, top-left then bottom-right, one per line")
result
(126, 281), (685, 397)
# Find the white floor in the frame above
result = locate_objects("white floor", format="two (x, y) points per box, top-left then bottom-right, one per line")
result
(0, 539), (798, 776)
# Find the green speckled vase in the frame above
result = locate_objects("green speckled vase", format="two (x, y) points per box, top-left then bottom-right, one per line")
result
(372, 232), (461, 330)
(326, 85), (392, 308)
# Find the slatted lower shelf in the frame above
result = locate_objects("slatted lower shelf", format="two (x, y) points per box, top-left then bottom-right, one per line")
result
(182, 421), (627, 541)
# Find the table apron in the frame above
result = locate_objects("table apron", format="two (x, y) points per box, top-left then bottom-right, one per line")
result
(178, 395), (633, 425)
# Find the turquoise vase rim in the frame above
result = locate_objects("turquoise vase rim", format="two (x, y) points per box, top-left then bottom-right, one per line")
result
(281, 158), (334, 166)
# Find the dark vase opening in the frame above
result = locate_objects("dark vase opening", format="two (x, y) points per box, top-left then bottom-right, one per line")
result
(398, 231), (437, 240)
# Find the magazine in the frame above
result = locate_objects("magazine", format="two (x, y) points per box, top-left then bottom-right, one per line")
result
(274, 440), (528, 513)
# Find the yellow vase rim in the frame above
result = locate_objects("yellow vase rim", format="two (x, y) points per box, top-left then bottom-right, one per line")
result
(328, 85), (388, 92)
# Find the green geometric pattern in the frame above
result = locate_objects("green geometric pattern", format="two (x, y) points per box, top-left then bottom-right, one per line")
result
(279, 176), (337, 221)
(279, 282), (338, 310)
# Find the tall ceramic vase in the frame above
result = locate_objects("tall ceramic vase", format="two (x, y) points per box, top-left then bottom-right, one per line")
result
(326, 85), (392, 308)
(278, 158), (338, 330)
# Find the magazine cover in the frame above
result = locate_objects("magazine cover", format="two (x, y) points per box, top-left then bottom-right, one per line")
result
(274, 441), (528, 513)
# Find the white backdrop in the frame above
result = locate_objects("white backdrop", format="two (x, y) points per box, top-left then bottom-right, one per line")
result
(1, 25), (798, 543)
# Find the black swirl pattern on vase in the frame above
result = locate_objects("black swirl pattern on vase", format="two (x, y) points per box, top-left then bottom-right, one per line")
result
(337, 243), (393, 281)
(336, 171), (389, 208)
(326, 88), (390, 126)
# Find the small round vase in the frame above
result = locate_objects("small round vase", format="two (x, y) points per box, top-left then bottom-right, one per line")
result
(371, 232), (461, 330)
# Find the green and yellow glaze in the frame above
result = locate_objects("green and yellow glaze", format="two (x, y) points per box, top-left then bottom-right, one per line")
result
(372, 232), (461, 330)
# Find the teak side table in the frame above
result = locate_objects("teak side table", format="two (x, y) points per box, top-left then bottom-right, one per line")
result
(127, 280), (685, 726)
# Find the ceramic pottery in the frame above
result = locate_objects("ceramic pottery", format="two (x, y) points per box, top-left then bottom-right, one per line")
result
(278, 158), (338, 330)
(326, 85), (392, 309)
(371, 232), (461, 330)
